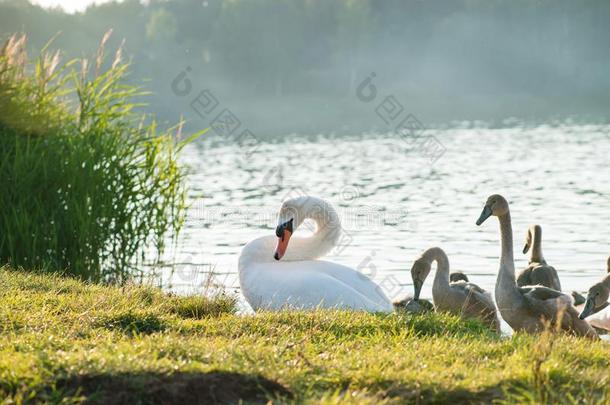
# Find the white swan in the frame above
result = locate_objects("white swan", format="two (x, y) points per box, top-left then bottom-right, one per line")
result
(238, 196), (393, 312)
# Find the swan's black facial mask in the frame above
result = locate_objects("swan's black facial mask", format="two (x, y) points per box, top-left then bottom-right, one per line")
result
(275, 218), (294, 238)
(274, 218), (294, 261)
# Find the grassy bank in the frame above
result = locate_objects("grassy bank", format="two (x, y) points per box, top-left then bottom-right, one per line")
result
(0, 269), (609, 404)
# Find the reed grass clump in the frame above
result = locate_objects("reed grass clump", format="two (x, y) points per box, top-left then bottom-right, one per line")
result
(0, 32), (200, 282)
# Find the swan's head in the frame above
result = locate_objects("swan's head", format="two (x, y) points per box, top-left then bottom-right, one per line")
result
(411, 258), (431, 301)
(450, 272), (469, 283)
(579, 279), (610, 319)
(273, 196), (339, 260)
(522, 225), (542, 254)
(476, 194), (509, 226)
(274, 217), (293, 260)
(273, 196), (316, 260)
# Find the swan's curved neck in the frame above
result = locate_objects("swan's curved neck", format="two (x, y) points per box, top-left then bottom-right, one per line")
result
(422, 247), (450, 286)
(529, 226), (545, 263)
(497, 211), (519, 293)
(238, 198), (342, 270)
(282, 199), (342, 261)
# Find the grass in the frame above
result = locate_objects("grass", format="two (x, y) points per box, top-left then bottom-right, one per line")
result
(0, 269), (609, 404)
(0, 33), (202, 282)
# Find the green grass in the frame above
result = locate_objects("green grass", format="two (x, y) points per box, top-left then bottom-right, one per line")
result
(0, 33), (202, 282)
(0, 269), (608, 404)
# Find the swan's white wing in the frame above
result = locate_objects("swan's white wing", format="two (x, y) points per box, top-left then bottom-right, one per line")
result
(240, 261), (392, 313)
(586, 306), (610, 331)
(309, 260), (392, 308)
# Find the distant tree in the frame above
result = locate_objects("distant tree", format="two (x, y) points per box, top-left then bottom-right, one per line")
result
(2, 0), (610, 130)
(146, 8), (177, 43)
(336, 0), (374, 95)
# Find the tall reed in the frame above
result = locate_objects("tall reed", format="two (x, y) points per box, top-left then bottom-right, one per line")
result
(0, 32), (202, 283)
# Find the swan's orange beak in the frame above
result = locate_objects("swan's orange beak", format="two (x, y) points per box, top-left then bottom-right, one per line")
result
(274, 229), (292, 261)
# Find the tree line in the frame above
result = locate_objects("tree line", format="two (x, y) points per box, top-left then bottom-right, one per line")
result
(2, 0), (609, 134)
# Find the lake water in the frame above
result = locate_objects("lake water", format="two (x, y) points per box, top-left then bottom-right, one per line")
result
(161, 124), (610, 322)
